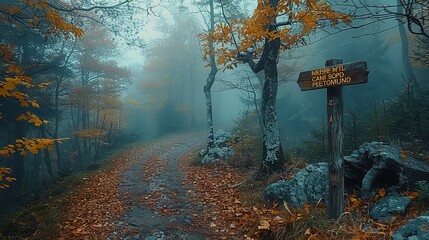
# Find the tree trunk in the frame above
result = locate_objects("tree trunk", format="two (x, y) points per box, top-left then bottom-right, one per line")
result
(54, 78), (63, 172)
(13, 124), (25, 186)
(236, 0), (285, 175)
(107, 121), (113, 144)
(397, 0), (419, 94)
(259, 39), (285, 174)
(94, 113), (106, 163)
(204, 0), (218, 150)
(204, 76), (216, 148)
(41, 125), (54, 178)
(82, 108), (89, 162)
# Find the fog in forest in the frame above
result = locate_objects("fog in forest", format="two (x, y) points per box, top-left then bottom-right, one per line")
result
(1, 0), (428, 191)
(1, 0), (429, 238)
(122, 2), (417, 149)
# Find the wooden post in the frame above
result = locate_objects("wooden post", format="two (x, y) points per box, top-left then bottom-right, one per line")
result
(297, 59), (369, 219)
(326, 59), (344, 219)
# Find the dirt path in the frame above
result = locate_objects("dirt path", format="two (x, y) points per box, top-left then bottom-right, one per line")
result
(59, 132), (266, 240)
(115, 132), (207, 239)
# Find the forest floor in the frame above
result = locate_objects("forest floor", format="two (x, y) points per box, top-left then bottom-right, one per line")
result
(54, 132), (280, 240)
(1, 132), (427, 239)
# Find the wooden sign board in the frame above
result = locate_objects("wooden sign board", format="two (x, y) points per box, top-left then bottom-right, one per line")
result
(297, 61), (369, 91)
(297, 59), (370, 219)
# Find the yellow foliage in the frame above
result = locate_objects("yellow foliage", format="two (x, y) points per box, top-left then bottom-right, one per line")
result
(0, 137), (67, 189)
(38, 82), (50, 89)
(45, 10), (84, 38)
(16, 111), (45, 126)
(0, 138), (67, 158)
(0, 167), (14, 189)
(0, 1), (83, 191)
(0, 1), (84, 38)
(0, 44), (51, 129)
(201, 0), (352, 68)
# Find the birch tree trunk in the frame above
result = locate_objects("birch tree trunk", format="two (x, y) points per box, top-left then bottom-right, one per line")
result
(203, 0), (218, 149)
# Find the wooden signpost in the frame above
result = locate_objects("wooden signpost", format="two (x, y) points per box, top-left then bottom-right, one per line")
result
(297, 59), (369, 219)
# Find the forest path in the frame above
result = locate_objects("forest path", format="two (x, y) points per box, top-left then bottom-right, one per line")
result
(117, 132), (207, 239)
(58, 132), (210, 239)
(58, 131), (261, 240)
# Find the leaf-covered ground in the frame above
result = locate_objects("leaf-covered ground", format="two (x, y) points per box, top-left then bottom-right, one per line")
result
(59, 146), (143, 239)
(5, 133), (425, 239)
(179, 149), (427, 239)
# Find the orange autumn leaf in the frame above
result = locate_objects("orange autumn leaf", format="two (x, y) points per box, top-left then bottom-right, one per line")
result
(0, 167), (14, 189)
(373, 188), (386, 202)
(258, 219), (271, 230)
(400, 150), (408, 159)
(378, 188), (386, 197)
(404, 191), (419, 199)
(16, 111), (45, 126)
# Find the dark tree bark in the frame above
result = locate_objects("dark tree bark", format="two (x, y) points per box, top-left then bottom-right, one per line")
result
(12, 124), (25, 186)
(94, 112), (106, 163)
(41, 126), (54, 178)
(397, 0), (420, 95)
(54, 78), (63, 172)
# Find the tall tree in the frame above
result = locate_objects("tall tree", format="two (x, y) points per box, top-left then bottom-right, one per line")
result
(196, 0), (244, 162)
(203, 0), (350, 174)
(203, 0), (218, 152)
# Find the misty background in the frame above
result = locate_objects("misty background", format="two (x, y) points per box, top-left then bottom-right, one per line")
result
(121, 1), (419, 151)
(0, 0), (428, 193)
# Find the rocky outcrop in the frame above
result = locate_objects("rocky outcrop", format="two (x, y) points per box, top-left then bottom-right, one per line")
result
(263, 142), (429, 208)
(344, 142), (429, 199)
(199, 130), (234, 164)
(263, 163), (328, 207)
(391, 211), (429, 240)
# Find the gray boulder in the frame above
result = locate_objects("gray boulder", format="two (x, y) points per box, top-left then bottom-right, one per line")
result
(345, 142), (429, 199)
(263, 162), (328, 207)
(263, 142), (429, 208)
(200, 130), (234, 164)
(391, 211), (429, 240)
(370, 196), (410, 223)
